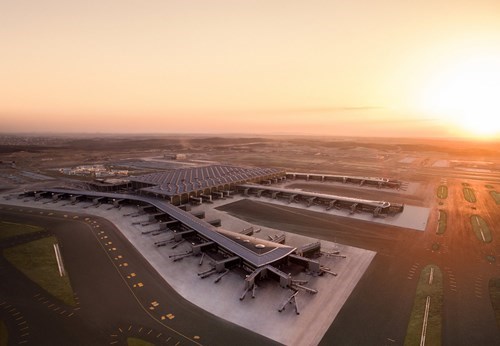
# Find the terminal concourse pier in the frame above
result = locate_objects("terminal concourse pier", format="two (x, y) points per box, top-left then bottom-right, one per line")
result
(24, 189), (325, 296)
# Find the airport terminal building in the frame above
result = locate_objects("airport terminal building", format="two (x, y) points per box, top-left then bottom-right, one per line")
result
(24, 188), (323, 296)
(20, 163), (404, 299)
(130, 164), (286, 204)
(125, 164), (403, 216)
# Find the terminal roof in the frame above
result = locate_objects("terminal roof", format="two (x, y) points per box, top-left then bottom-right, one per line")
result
(39, 188), (296, 268)
(131, 165), (284, 196)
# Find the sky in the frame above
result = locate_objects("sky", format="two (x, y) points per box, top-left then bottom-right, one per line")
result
(1, 1), (500, 138)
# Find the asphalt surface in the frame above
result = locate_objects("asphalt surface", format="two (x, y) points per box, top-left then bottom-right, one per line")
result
(2, 165), (500, 345)
(285, 182), (427, 207)
(0, 205), (280, 346)
(218, 178), (500, 345)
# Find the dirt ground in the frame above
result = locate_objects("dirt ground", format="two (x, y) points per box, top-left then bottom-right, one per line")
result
(1, 134), (500, 345)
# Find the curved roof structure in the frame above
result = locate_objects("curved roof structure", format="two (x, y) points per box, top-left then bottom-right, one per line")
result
(131, 165), (284, 196)
(34, 188), (296, 268)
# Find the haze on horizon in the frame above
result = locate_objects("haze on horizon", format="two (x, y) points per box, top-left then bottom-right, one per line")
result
(1, 1), (500, 139)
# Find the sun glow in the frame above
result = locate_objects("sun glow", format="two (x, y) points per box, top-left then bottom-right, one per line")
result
(418, 54), (500, 138)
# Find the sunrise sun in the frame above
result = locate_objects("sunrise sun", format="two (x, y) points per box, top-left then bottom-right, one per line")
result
(418, 53), (500, 138)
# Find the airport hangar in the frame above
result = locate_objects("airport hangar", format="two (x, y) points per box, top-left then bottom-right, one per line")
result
(25, 164), (403, 293)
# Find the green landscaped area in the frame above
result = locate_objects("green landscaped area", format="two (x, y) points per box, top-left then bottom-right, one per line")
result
(0, 320), (7, 346)
(0, 221), (43, 241)
(127, 337), (155, 346)
(470, 215), (492, 243)
(490, 191), (500, 205)
(436, 210), (447, 235)
(437, 185), (448, 199)
(404, 265), (443, 346)
(489, 278), (500, 329)
(3, 236), (76, 306)
(463, 187), (476, 203)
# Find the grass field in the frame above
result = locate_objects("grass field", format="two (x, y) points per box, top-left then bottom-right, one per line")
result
(470, 215), (492, 243)
(463, 187), (476, 203)
(489, 278), (500, 330)
(0, 221), (44, 241)
(404, 265), (443, 346)
(0, 320), (7, 346)
(436, 210), (447, 235)
(437, 185), (448, 199)
(3, 236), (76, 306)
(490, 191), (500, 205)
(127, 337), (155, 346)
